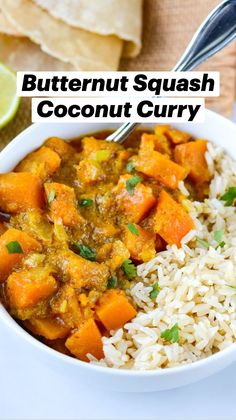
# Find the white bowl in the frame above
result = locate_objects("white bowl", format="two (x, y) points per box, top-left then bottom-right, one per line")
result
(1, 109), (236, 392)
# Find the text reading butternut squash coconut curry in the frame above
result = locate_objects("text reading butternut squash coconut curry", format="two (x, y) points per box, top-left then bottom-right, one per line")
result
(1, 126), (236, 370)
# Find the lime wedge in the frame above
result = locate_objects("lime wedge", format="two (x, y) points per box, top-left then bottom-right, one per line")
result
(0, 62), (20, 129)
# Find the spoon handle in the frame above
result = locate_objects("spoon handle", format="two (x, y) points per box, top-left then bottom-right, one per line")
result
(107, 0), (236, 143)
(173, 0), (236, 71)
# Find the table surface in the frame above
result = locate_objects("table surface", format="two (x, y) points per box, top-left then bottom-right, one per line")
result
(2, 114), (236, 420)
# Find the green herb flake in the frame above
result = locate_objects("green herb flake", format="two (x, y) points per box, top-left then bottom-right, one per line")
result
(228, 285), (236, 290)
(221, 187), (236, 206)
(150, 282), (160, 299)
(127, 223), (140, 236)
(121, 259), (137, 279)
(72, 242), (96, 261)
(214, 230), (225, 249)
(161, 323), (180, 343)
(47, 190), (56, 206)
(79, 198), (93, 207)
(107, 275), (118, 289)
(126, 175), (142, 196)
(196, 237), (210, 250)
(6, 241), (23, 254)
(214, 229), (224, 243)
(126, 161), (135, 173)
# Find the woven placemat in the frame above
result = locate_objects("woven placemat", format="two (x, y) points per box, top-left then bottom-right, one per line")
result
(121, 0), (236, 116)
(0, 97), (31, 151)
(1, 0), (235, 150)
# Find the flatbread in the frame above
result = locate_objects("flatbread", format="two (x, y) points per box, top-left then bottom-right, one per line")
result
(0, 34), (74, 71)
(0, 10), (22, 36)
(0, 0), (123, 70)
(33, 0), (143, 57)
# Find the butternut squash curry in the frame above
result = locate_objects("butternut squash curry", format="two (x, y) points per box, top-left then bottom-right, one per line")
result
(0, 126), (211, 362)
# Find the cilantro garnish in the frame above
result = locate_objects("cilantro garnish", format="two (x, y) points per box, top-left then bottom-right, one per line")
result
(79, 198), (93, 207)
(47, 190), (56, 206)
(161, 323), (180, 343)
(107, 275), (118, 289)
(6, 241), (23, 254)
(150, 282), (160, 299)
(127, 223), (140, 236)
(121, 259), (137, 278)
(221, 187), (236, 206)
(214, 230), (225, 249)
(126, 175), (142, 196)
(72, 242), (96, 261)
(126, 161), (135, 173)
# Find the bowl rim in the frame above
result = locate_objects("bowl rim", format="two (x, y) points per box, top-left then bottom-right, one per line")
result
(1, 108), (236, 378)
(2, 301), (236, 377)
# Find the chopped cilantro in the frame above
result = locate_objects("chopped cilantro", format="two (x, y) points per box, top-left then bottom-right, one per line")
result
(47, 190), (56, 206)
(107, 275), (118, 289)
(214, 230), (225, 248)
(196, 237), (210, 250)
(72, 242), (96, 261)
(6, 241), (23, 254)
(221, 187), (236, 206)
(126, 175), (142, 196)
(150, 282), (160, 299)
(79, 198), (93, 207)
(161, 323), (180, 343)
(214, 229), (224, 243)
(126, 161), (135, 173)
(127, 223), (140, 236)
(121, 259), (137, 278)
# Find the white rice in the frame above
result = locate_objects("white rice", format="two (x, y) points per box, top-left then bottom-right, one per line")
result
(90, 142), (236, 370)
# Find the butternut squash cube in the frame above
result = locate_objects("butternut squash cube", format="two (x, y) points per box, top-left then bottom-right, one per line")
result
(0, 228), (41, 282)
(123, 224), (156, 262)
(25, 317), (70, 340)
(65, 318), (104, 362)
(153, 190), (194, 247)
(96, 289), (137, 331)
(44, 137), (74, 158)
(114, 175), (156, 223)
(174, 140), (211, 184)
(7, 267), (57, 309)
(44, 182), (84, 227)
(0, 172), (44, 213)
(134, 149), (188, 190)
(15, 146), (61, 180)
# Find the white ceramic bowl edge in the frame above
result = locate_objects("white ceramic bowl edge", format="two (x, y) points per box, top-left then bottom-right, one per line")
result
(0, 110), (236, 392)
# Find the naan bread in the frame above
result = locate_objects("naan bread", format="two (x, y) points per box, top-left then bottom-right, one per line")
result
(0, 10), (22, 36)
(33, 0), (143, 57)
(0, 34), (74, 71)
(0, 0), (123, 70)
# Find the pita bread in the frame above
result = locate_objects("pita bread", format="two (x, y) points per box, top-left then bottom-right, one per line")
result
(0, 0), (123, 70)
(33, 0), (143, 57)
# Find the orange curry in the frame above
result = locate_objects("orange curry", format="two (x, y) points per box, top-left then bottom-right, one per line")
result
(0, 126), (211, 361)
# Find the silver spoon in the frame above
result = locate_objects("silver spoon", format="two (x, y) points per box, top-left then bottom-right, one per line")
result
(106, 0), (236, 144)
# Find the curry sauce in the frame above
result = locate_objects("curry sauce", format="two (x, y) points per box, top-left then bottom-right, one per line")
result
(0, 126), (211, 361)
